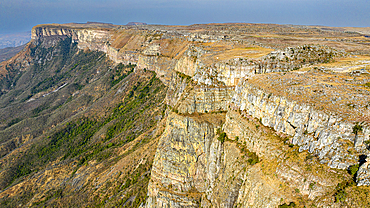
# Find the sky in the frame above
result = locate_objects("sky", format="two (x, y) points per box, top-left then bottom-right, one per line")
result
(0, 0), (369, 34)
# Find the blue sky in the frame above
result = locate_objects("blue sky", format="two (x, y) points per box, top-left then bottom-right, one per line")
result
(1, 0), (369, 34)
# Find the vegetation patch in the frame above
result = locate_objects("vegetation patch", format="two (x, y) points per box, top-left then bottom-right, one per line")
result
(333, 180), (356, 203)
(348, 164), (360, 176)
(278, 202), (296, 208)
(353, 123), (363, 135)
(175, 71), (192, 82)
(216, 128), (228, 143)
(110, 63), (135, 87)
(0, 67), (167, 207)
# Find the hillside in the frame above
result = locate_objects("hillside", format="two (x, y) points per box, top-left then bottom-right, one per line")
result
(0, 22), (369, 207)
(0, 45), (26, 62)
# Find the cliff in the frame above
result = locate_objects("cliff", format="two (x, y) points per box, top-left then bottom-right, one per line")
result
(231, 81), (368, 169)
(1, 23), (370, 207)
(34, 23), (370, 207)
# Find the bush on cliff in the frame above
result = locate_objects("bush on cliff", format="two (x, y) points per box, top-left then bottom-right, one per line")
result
(279, 202), (296, 208)
(217, 132), (227, 143)
(353, 123), (363, 135)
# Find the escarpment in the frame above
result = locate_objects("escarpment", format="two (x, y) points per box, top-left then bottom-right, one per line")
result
(231, 81), (369, 169)
(1, 23), (370, 207)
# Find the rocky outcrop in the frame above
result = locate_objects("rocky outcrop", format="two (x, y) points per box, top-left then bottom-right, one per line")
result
(235, 165), (283, 208)
(357, 159), (370, 186)
(231, 80), (369, 169)
(146, 109), (346, 207)
(146, 112), (282, 208)
(222, 110), (281, 159)
(31, 26), (74, 40)
(146, 112), (224, 207)
(177, 86), (232, 114)
(32, 26), (112, 52)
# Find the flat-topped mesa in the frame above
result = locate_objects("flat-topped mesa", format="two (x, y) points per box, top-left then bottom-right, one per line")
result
(29, 24), (260, 87)
(31, 22), (116, 39)
(231, 71), (370, 170)
(31, 25), (74, 40)
(31, 24), (113, 53)
(29, 24), (348, 90)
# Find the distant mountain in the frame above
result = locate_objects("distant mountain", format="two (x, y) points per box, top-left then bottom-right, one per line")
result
(0, 31), (30, 49)
(126, 22), (147, 26)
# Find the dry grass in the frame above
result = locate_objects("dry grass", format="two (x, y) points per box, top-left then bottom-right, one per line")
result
(215, 47), (273, 59)
(247, 69), (370, 123)
(157, 38), (190, 59)
(319, 55), (370, 69)
(121, 34), (147, 51)
(200, 42), (274, 65)
(110, 31), (134, 48)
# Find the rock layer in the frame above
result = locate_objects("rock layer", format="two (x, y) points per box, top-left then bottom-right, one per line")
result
(232, 80), (369, 169)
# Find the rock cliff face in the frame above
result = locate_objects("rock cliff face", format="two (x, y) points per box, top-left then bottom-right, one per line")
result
(145, 109), (350, 207)
(32, 25), (112, 53)
(146, 113), (223, 207)
(5, 23), (370, 207)
(232, 81), (369, 170)
(176, 85), (232, 114)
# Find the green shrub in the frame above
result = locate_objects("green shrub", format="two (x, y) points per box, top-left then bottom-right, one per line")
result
(309, 182), (316, 190)
(247, 157), (258, 165)
(110, 63), (135, 87)
(175, 71), (192, 82)
(333, 180), (356, 203)
(353, 123), (363, 135)
(7, 117), (22, 127)
(217, 132), (227, 143)
(349, 164), (360, 176)
(279, 202), (296, 208)
(335, 189), (347, 203)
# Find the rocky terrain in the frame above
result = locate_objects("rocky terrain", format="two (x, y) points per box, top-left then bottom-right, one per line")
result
(0, 22), (370, 207)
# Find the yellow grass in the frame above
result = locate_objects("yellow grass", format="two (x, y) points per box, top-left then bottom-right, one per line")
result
(200, 46), (273, 65)
(219, 47), (273, 59)
(320, 55), (370, 68)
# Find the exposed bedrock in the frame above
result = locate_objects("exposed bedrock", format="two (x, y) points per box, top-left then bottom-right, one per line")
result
(232, 80), (370, 169)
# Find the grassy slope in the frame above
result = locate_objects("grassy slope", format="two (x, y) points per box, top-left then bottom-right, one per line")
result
(0, 37), (168, 207)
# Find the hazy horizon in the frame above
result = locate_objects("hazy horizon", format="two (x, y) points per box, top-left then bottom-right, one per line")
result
(1, 0), (369, 34)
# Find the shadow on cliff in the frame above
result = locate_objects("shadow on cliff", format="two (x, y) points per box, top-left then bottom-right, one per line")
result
(348, 154), (367, 182)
